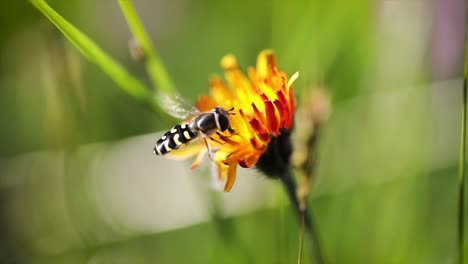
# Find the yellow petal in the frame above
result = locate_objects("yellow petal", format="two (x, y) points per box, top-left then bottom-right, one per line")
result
(209, 76), (233, 105)
(256, 49), (275, 78)
(165, 142), (204, 160)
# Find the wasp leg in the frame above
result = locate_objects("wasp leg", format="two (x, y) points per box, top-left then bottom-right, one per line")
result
(209, 136), (224, 145)
(217, 127), (237, 137)
(202, 137), (215, 161)
(216, 131), (234, 140)
(228, 126), (237, 135)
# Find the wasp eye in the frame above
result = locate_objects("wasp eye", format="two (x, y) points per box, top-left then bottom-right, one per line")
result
(213, 106), (222, 114)
(217, 113), (230, 131)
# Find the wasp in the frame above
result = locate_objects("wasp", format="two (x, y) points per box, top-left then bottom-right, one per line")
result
(153, 106), (234, 156)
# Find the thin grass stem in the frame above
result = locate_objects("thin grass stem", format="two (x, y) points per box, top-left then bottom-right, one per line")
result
(459, 26), (468, 264)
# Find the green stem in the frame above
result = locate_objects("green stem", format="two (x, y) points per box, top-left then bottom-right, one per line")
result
(297, 210), (305, 264)
(459, 27), (468, 264)
(118, 0), (176, 96)
(280, 170), (324, 264)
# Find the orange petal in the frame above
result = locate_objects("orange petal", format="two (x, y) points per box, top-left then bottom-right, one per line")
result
(224, 147), (252, 165)
(209, 76), (233, 105)
(196, 95), (217, 112)
(273, 99), (286, 128)
(251, 102), (266, 125)
(223, 164), (237, 192)
(265, 100), (279, 135)
(239, 151), (263, 168)
(190, 147), (207, 170)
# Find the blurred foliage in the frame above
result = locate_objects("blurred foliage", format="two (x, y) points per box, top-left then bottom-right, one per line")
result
(0, 0), (465, 263)
(0, 0), (374, 157)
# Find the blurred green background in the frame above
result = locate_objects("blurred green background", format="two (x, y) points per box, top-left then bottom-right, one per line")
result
(0, 0), (466, 263)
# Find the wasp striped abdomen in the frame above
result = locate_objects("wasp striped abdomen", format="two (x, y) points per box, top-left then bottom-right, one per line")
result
(154, 106), (234, 156)
(154, 123), (197, 155)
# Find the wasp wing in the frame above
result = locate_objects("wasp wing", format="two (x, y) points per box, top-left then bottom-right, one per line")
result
(156, 91), (200, 120)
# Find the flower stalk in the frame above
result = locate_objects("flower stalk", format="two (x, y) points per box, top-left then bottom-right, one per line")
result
(290, 89), (330, 263)
(256, 128), (325, 264)
(280, 169), (324, 264)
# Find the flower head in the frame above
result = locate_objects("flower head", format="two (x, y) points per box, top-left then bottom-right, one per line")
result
(176, 50), (298, 191)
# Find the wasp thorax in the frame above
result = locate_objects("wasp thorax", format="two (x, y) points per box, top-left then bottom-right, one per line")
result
(191, 106), (231, 135)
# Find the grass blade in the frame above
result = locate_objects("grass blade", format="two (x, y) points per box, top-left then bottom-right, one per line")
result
(30, 0), (161, 112)
(459, 27), (468, 264)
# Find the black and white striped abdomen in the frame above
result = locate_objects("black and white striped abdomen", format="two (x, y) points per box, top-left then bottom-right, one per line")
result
(153, 123), (197, 155)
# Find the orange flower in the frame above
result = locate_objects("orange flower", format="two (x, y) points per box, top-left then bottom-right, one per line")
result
(188, 50), (298, 191)
(164, 50), (298, 191)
